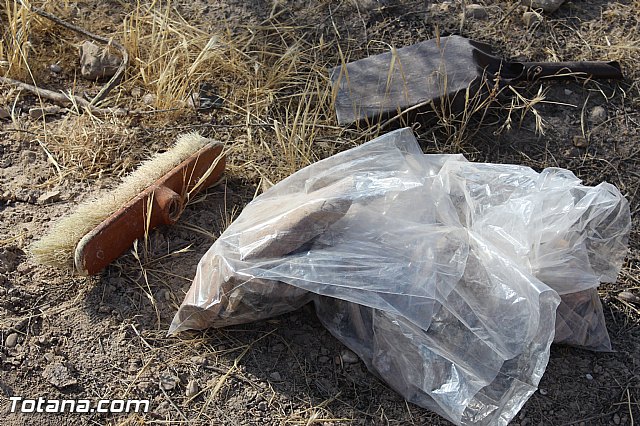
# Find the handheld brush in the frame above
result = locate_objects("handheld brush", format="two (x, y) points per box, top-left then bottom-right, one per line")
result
(30, 133), (226, 275)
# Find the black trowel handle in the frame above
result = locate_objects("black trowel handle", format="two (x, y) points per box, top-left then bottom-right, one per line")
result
(517, 60), (623, 81)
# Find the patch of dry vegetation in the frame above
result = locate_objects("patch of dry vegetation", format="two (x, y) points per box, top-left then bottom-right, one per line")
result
(45, 115), (142, 179)
(0, 0), (75, 80)
(1, 0), (571, 193)
(1, 0), (346, 189)
(573, 2), (639, 78)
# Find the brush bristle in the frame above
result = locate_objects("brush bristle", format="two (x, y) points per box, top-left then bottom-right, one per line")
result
(30, 132), (212, 270)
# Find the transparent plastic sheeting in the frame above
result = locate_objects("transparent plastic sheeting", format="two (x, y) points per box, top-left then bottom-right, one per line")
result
(170, 128), (630, 426)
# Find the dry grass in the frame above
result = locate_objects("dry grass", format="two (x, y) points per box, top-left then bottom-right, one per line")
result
(120, 2), (249, 110)
(2, 0), (637, 185)
(461, 1), (640, 72)
(42, 114), (142, 180)
(1, 0), (343, 187)
(0, 0), (33, 79)
(1, 0), (563, 190)
(0, 0), (74, 80)
(116, 0), (342, 185)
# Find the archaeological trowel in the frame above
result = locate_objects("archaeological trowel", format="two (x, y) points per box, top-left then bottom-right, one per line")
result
(329, 35), (623, 126)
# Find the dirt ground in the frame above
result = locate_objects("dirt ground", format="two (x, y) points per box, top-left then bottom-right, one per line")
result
(1, 0), (639, 425)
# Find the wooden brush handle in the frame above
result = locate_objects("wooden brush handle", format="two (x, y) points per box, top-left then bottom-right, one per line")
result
(154, 186), (183, 225)
(517, 60), (623, 80)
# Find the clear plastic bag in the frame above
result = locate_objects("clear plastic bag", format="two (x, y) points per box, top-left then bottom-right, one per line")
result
(170, 128), (630, 425)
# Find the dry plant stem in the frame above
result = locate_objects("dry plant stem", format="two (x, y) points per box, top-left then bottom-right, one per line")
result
(15, 0), (129, 106)
(0, 75), (120, 115)
(0, 77), (172, 116)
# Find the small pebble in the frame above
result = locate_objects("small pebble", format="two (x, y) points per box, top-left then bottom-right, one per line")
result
(271, 343), (285, 352)
(523, 11), (542, 26)
(269, 371), (282, 381)
(28, 107), (43, 120)
(185, 379), (199, 398)
(42, 362), (77, 388)
(0, 107), (10, 119)
(158, 370), (180, 390)
(37, 190), (61, 205)
(539, 388), (548, 395)
(79, 40), (121, 80)
(12, 319), (27, 332)
(190, 355), (208, 366)
(585, 373), (593, 380)
(613, 413), (621, 425)
(5, 333), (19, 348)
(524, 0), (567, 13)
(572, 135), (588, 148)
(564, 88), (573, 96)
(318, 356), (330, 363)
(142, 93), (156, 106)
(464, 4), (488, 19)
(28, 105), (61, 120)
(49, 63), (62, 73)
(589, 105), (607, 124)
(617, 291), (640, 304)
(340, 349), (359, 364)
